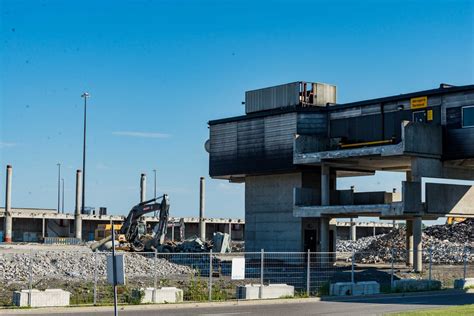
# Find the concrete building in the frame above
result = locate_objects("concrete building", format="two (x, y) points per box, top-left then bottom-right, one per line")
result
(0, 207), (244, 242)
(207, 81), (474, 271)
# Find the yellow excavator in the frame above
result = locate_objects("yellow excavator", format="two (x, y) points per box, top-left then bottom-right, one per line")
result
(446, 217), (466, 225)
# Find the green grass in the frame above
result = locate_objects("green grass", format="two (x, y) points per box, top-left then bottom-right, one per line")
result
(387, 304), (474, 315)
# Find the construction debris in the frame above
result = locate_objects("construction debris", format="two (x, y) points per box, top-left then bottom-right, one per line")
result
(0, 250), (194, 284)
(337, 221), (474, 264)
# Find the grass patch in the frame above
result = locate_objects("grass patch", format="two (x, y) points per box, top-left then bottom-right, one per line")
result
(387, 304), (474, 315)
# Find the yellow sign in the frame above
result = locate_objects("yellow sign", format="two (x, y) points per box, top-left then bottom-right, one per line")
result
(427, 109), (433, 121)
(411, 96), (428, 109)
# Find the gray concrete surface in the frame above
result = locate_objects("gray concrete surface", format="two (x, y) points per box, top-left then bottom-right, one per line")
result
(1, 291), (473, 316)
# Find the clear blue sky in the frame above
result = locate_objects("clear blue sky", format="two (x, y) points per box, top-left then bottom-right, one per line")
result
(1, 0), (473, 219)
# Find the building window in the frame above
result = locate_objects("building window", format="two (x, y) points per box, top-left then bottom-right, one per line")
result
(462, 106), (474, 128)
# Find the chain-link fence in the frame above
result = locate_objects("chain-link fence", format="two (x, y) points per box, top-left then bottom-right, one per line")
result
(1, 248), (473, 307)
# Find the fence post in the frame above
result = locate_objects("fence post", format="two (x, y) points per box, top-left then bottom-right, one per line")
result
(306, 249), (311, 296)
(464, 247), (467, 281)
(428, 247), (433, 286)
(93, 251), (97, 305)
(28, 251), (33, 307)
(153, 251), (157, 303)
(260, 249), (264, 299)
(209, 250), (213, 301)
(351, 251), (355, 296)
(390, 248), (394, 291)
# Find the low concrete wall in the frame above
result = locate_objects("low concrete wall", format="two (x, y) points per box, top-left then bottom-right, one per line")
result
(139, 287), (183, 304)
(12, 289), (70, 307)
(393, 279), (441, 292)
(236, 284), (294, 299)
(330, 281), (380, 296)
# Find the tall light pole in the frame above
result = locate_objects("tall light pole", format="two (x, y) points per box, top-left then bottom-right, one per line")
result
(153, 169), (157, 217)
(81, 92), (90, 214)
(61, 178), (65, 213)
(57, 163), (61, 213)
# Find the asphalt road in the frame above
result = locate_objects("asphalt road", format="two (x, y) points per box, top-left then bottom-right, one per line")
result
(2, 292), (473, 316)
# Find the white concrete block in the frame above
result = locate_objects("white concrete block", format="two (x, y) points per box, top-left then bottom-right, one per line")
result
(140, 287), (183, 304)
(330, 282), (380, 296)
(236, 284), (294, 300)
(12, 289), (70, 307)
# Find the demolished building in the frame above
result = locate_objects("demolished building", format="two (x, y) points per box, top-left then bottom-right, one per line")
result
(207, 81), (474, 272)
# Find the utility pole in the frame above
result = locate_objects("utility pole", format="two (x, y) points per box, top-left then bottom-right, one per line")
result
(61, 178), (65, 213)
(57, 163), (61, 213)
(153, 169), (157, 217)
(81, 92), (90, 214)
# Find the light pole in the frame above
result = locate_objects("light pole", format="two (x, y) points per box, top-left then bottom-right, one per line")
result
(153, 169), (157, 217)
(81, 92), (90, 214)
(61, 178), (65, 213)
(57, 163), (61, 213)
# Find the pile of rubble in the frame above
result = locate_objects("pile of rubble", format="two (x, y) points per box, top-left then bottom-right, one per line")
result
(0, 250), (194, 284)
(337, 221), (474, 264)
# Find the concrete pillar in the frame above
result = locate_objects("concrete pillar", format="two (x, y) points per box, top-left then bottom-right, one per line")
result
(321, 164), (330, 206)
(413, 216), (423, 272)
(171, 223), (175, 241)
(228, 222), (232, 240)
(373, 225), (376, 237)
(42, 218), (46, 239)
(4, 165), (13, 242)
(350, 218), (357, 241)
(74, 170), (83, 240)
(199, 177), (206, 240)
(406, 219), (414, 266)
(320, 217), (329, 252)
(140, 173), (146, 203)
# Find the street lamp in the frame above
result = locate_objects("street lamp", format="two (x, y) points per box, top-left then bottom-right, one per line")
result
(61, 178), (65, 213)
(81, 92), (90, 214)
(57, 163), (61, 213)
(153, 169), (157, 217)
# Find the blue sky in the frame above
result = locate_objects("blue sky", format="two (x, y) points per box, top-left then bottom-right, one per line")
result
(1, 0), (473, 219)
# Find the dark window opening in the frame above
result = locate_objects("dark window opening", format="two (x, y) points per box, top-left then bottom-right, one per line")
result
(462, 106), (474, 128)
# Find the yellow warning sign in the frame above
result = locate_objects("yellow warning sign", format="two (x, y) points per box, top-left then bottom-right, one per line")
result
(427, 109), (433, 121)
(411, 96), (428, 109)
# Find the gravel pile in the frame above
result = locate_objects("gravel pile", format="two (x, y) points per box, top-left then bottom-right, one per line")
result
(0, 251), (194, 284)
(337, 221), (474, 264)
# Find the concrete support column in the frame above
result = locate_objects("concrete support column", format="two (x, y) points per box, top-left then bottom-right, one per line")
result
(321, 164), (330, 206)
(350, 218), (357, 241)
(199, 177), (206, 240)
(4, 165), (13, 243)
(373, 226), (376, 237)
(140, 173), (146, 203)
(406, 220), (414, 266)
(320, 217), (329, 253)
(413, 216), (423, 272)
(42, 218), (46, 239)
(228, 222), (232, 240)
(74, 170), (83, 240)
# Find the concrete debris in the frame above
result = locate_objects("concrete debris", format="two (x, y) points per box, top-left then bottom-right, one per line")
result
(0, 251), (194, 284)
(337, 221), (474, 264)
(174, 237), (211, 253)
(212, 232), (231, 253)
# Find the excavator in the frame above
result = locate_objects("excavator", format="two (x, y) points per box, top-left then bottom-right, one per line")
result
(91, 194), (170, 252)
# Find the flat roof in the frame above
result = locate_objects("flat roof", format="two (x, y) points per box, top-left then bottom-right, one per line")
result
(209, 83), (474, 125)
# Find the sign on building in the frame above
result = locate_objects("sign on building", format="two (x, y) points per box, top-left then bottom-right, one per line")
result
(231, 257), (245, 280)
(107, 254), (126, 285)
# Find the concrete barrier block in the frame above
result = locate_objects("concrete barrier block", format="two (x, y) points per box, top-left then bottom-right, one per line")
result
(140, 287), (183, 304)
(12, 289), (70, 307)
(454, 278), (474, 289)
(330, 282), (380, 296)
(236, 284), (294, 299)
(393, 279), (441, 292)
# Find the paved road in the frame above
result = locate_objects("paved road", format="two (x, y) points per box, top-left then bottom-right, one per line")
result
(2, 292), (473, 316)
